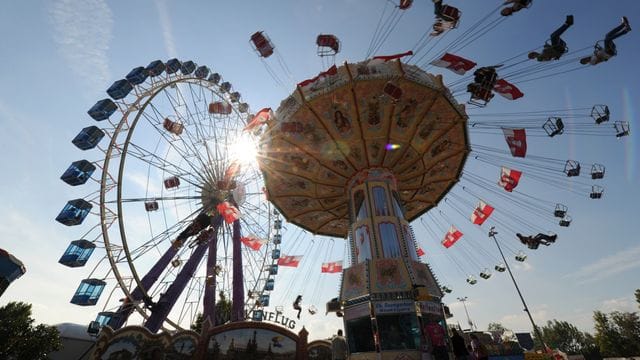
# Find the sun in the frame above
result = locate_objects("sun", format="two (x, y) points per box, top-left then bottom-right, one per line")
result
(229, 133), (259, 165)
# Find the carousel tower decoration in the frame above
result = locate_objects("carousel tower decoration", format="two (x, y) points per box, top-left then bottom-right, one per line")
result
(258, 58), (469, 358)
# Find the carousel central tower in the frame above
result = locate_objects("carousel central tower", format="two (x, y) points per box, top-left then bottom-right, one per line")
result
(258, 59), (469, 359)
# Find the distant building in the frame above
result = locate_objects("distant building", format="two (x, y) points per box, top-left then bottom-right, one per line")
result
(49, 323), (96, 360)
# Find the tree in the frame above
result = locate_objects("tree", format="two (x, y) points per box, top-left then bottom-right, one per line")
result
(635, 289), (640, 309)
(593, 310), (640, 357)
(0, 302), (62, 360)
(190, 291), (233, 333)
(535, 319), (596, 355)
(191, 313), (204, 333)
(487, 322), (508, 333)
(487, 322), (511, 342)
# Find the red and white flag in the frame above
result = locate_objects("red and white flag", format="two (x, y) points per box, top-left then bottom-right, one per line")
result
(417, 247), (426, 257)
(321, 261), (343, 273)
(471, 201), (494, 225)
(430, 53), (477, 75)
(240, 235), (266, 251)
(441, 226), (463, 248)
(502, 128), (527, 158)
(297, 65), (338, 92)
(493, 79), (524, 100)
(278, 255), (303, 267)
(498, 166), (522, 192)
(244, 107), (273, 132)
(216, 201), (240, 224)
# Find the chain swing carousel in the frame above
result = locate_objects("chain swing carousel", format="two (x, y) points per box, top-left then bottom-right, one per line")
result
(257, 57), (469, 359)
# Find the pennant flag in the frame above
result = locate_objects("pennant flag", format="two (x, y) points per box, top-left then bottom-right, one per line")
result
(493, 79), (524, 100)
(297, 65), (338, 92)
(216, 201), (240, 224)
(502, 128), (527, 158)
(441, 226), (463, 248)
(240, 235), (266, 251)
(430, 53), (477, 75)
(417, 247), (426, 257)
(498, 167), (522, 192)
(244, 107), (273, 132)
(371, 50), (414, 63)
(471, 201), (495, 225)
(278, 255), (303, 267)
(321, 261), (343, 273)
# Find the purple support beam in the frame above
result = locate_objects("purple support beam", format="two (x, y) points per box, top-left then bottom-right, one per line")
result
(201, 225), (218, 329)
(107, 241), (180, 329)
(145, 240), (209, 332)
(145, 216), (222, 333)
(231, 219), (245, 321)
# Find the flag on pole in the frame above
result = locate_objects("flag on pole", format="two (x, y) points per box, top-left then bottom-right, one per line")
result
(498, 166), (523, 192)
(494, 79), (524, 100)
(430, 53), (477, 75)
(502, 128), (527, 157)
(321, 261), (343, 273)
(441, 226), (463, 248)
(278, 255), (303, 267)
(471, 201), (495, 225)
(240, 235), (266, 251)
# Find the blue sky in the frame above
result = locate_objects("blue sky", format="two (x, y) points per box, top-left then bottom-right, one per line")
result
(0, 0), (638, 341)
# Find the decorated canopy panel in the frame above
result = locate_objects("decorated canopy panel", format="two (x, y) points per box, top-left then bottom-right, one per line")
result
(259, 61), (469, 237)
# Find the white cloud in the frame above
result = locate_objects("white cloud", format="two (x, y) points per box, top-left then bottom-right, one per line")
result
(513, 261), (533, 272)
(50, 0), (113, 93)
(155, 0), (177, 58)
(600, 296), (637, 313)
(499, 304), (550, 332)
(564, 244), (640, 284)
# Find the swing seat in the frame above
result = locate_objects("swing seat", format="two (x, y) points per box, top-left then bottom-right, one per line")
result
(554, 204), (567, 218)
(440, 5), (461, 24)
(591, 164), (605, 179)
(591, 105), (610, 124)
(564, 160), (581, 177)
(614, 121), (630, 138)
(479, 270), (492, 279)
(559, 215), (572, 227)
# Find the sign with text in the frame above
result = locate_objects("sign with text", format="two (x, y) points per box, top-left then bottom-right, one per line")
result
(374, 301), (415, 314)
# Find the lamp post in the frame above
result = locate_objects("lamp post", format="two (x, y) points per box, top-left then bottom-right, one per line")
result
(488, 226), (546, 349)
(456, 296), (476, 331)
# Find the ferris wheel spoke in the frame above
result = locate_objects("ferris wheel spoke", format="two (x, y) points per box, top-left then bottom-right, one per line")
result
(128, 207), (205, 261)
(141, 104), (213, 183)
(126, 141), (206, 188)
(107, 195), (201, 204)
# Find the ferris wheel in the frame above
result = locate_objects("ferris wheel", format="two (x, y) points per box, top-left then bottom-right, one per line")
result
(56, 59), (279, 333)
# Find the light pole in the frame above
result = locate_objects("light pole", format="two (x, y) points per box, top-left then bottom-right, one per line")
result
(456, 296), (476, 331)
(488, 226), (546, 349)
